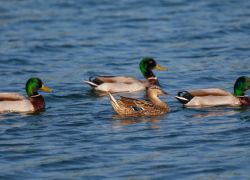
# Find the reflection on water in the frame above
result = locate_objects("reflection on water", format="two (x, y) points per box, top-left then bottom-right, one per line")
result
(190, 110), (238, 118)
(147, 119), (162, 130)
(0, 112), (29, 120)
(27, 109), (46, 116)
(0, 108), (45, 118)
(1, 0), (250, 178)
(0, 109), (49, 131)
(111, 114), (168, 131)
(0, 113), (27, 131)
(0, 123), (27, 130)
(187, 107), (249, 119)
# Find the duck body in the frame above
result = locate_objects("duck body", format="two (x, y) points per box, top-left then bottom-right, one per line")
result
(108, 85), (171, 116)
(175, 76), (250, 107)
(84, 57), (166, 93)
(0, 78), (52, 112)
(175, 88), (242, 107)
(0, 93), (34, 112)
(84, 76), (148, 92)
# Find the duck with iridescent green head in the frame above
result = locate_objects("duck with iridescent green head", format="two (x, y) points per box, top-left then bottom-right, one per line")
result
(84, 57), (167, 92)
(175, 76), (250, 107)
(0, 78), (53, 112)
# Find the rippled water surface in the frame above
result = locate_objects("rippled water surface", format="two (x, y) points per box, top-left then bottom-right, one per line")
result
(1, 0), (250, 179)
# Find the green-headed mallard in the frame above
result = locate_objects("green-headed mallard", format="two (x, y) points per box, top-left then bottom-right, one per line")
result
(175, 76), (250, 107)
(108, 85), (171, 116)
(0, 78), (53, 112)
(84, 57), (167, 92)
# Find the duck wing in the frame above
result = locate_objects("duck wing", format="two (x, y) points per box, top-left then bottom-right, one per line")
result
(175, 88), (234, 105)
(0, 93), (34, 112)
(175, 88), (240, 106)
(185, 88), (233, 96)
(119, 96), (155, 109)
(84, 76), (147, 92)
(0, 93), (28, 101)
(96, 76), (143, 84)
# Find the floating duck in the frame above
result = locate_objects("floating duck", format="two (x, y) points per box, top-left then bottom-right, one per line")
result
(108, 85), (171, 116)
(175, 76), (250, 107)
(84, 57), (166, 92)
(0, 78), (53, 112)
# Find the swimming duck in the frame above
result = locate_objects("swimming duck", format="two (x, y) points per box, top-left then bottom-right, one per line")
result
(108, 85), (171, 116)
(0, 78), (53, 112)
(175, 76), (250, 107)
(84, 57), (167, 92)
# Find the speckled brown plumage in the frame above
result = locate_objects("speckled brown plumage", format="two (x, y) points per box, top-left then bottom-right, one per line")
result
(109, 85), (171, 116)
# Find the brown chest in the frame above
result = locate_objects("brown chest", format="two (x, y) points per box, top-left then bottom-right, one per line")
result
(29, 95), (46, 111)
(148, 78), (159, 85)
(239, 96), (250, 106)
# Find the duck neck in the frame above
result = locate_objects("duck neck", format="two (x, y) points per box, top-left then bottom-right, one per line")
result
(27, 91), (39, 97)
(234, 89), (245, 96)
(147, 77), (159, 85)
(143, 69), (155, 79)
(140, 63), (156, 79)
(141, 68), (159, 85)
(148, 94), (170, 111)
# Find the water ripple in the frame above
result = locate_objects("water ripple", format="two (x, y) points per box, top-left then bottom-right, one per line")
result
(1, 0), (250, 179)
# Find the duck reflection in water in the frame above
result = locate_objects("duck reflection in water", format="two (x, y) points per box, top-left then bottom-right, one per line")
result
(111, 114), (168, 131)
(188, 107), (249, 119)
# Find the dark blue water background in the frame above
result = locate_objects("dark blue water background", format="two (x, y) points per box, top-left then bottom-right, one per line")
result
(1, 0), (250, 179)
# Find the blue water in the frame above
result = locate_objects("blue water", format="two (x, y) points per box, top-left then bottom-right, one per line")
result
(1, 0), (250, 179)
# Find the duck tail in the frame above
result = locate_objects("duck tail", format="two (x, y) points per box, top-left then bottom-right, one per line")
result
(108, 93), (120, 109)
(83, 79), (98, 88)
(175, 91), (193, 105)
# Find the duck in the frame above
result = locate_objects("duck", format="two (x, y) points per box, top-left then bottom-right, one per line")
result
(108, 85), (171, 116)
(0, 78), (53, 112)
(84, 57), (167, 92)
(175, 76), (250, 107)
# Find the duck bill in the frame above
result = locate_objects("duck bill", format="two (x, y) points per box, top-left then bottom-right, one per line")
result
(161, 91), (171, 97)
(41, 84), (53, 92)
(155, 64), (167, 71)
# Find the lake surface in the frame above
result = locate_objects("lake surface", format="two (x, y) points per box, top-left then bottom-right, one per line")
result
(1, 0), (250, 179)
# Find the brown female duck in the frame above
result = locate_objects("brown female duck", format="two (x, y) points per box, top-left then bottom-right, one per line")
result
(108, 85), (171, 116)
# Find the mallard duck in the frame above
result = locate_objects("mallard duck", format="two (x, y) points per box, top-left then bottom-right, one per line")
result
(84, 57), (167, 92)
(175, 76), (250, 107)
(108, 85), (171, 116)
(0, 78), (53, 112)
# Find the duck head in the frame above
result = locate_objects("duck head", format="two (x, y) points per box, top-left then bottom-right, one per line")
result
(139, 57), (166, 79)
(146, 85), (171, 97)
(234, 76), (250, 96)
(26, 78), (53, 97)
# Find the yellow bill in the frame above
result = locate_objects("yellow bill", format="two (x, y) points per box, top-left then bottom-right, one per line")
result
(155, 64), (167, 71)
(41, 84), (53, 92)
